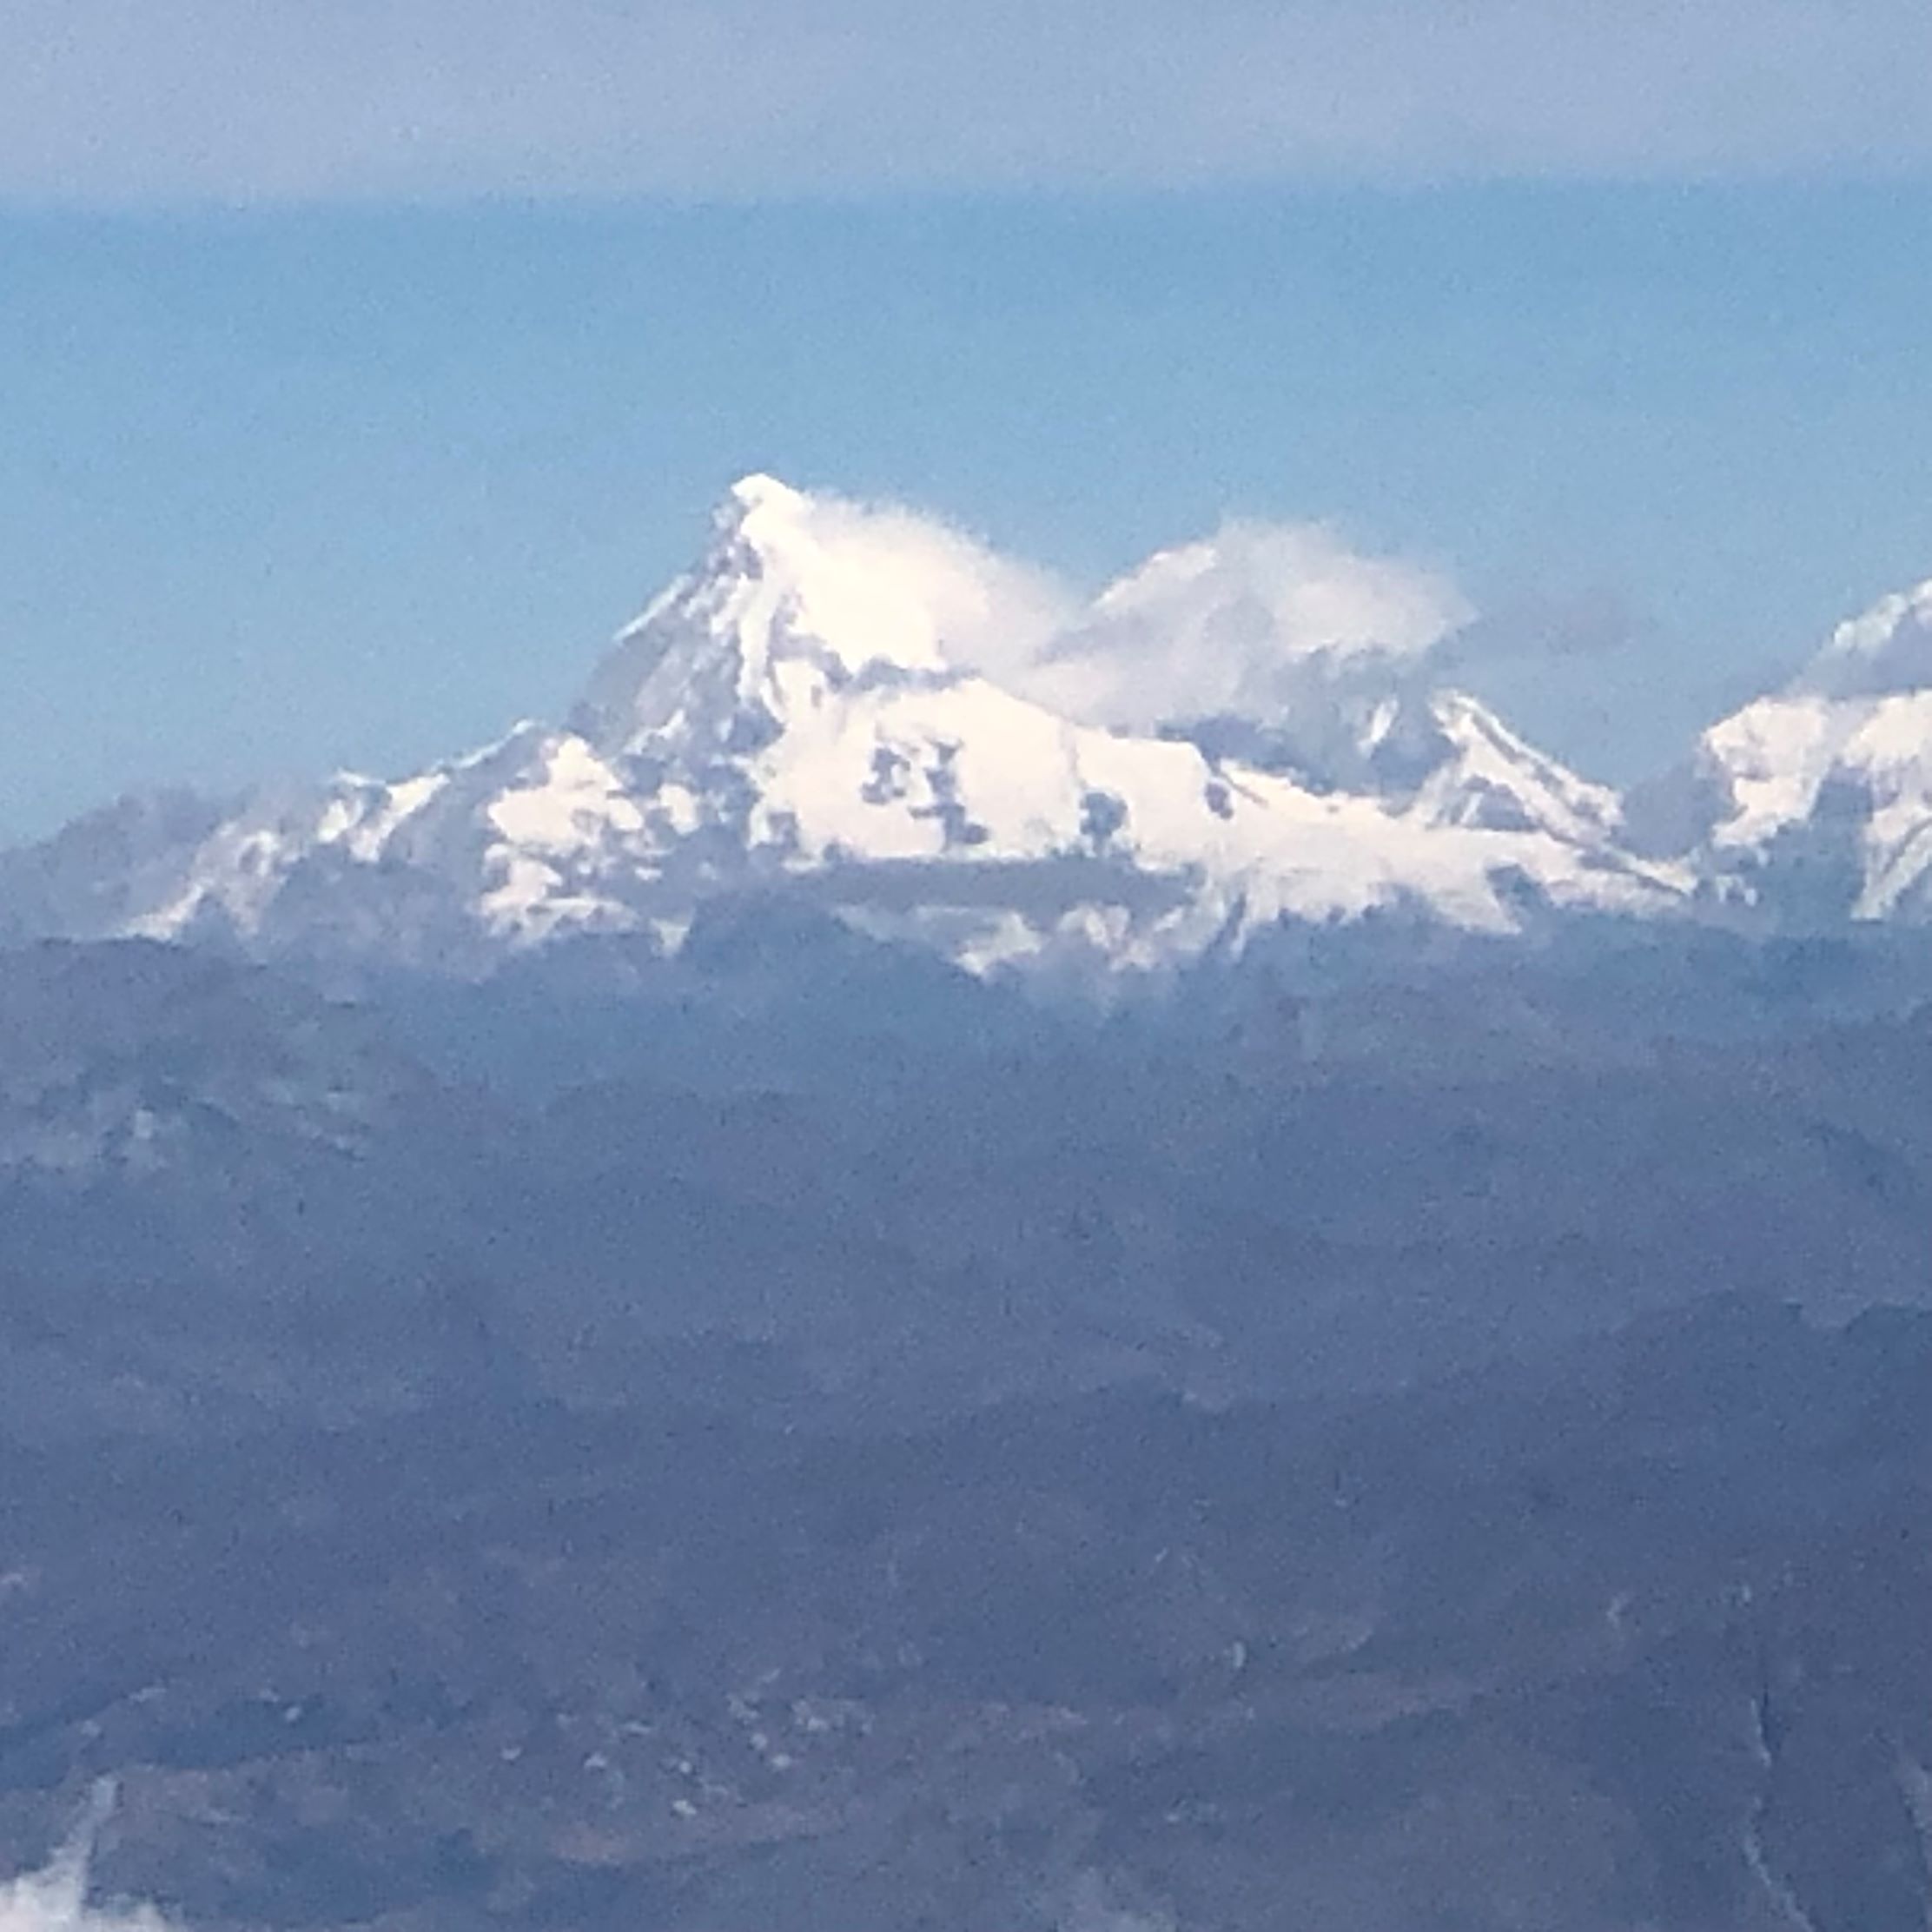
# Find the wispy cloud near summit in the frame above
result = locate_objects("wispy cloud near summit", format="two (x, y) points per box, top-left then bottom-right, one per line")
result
(5, 0), (1931, 205)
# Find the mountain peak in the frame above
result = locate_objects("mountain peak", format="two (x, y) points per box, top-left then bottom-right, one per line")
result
(721, 470), (808, 516)
(1665, 571), (1932, 922)
(573, 484), (1068, 757)
(1800, 577), (1932, 701)
(712, 471), (817, 556)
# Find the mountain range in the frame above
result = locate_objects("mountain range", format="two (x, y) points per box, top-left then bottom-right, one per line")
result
(35, 473), (1932, 984)
(12, 475), (1932, 988)
(14, 481), (1932, 1932)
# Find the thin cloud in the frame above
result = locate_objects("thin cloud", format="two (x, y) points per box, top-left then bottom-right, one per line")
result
(3, 0), (1932, 205)
(716, 486), (1477, 737)
(1014, 520), (1471, 734)
(1439, 588), (1651, 672)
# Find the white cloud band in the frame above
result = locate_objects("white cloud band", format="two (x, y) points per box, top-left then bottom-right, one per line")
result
(3, 0), (1931, 205)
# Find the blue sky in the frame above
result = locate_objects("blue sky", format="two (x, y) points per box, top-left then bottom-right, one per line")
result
(4, 4), (1932, 837)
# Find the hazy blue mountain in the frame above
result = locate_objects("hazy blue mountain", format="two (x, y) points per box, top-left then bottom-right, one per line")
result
(3, 1293), (1931, 1931)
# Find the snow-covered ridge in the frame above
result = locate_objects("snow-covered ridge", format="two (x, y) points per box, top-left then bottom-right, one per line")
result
(3, 477), (1691, 980)
(1671, 577), (1932, 923)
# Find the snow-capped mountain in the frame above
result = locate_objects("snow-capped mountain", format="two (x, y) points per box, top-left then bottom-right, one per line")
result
(1667, 578), (1932, 926)
(0, 477), (1685, 980)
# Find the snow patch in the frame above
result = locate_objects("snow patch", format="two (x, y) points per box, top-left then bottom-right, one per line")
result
(0, 1786), (175, 1932)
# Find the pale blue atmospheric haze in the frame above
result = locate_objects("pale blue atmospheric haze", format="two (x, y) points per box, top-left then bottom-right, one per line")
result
(4, 184), (1932, 842)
